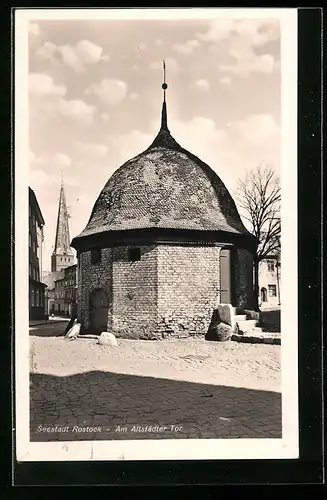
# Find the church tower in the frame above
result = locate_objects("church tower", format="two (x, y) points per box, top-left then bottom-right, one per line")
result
(51, 179), (75, 272)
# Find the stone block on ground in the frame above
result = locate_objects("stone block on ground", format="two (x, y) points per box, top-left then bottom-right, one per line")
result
(206, 322), (233, 342)
(97, 332), (118, 347)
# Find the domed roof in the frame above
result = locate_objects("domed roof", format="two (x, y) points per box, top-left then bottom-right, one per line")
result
(72, 100), (251, 246)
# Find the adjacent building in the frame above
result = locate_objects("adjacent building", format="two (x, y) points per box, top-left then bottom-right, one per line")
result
(29, 187), (47, 321)
(258, 256), (281, 308)
(51, 264), (77, 317)
(71, 86), (257, 338)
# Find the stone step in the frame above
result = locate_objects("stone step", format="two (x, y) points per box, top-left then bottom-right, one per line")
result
(236, 319), (258, 332)
(234, 314), (247, 321)
(231, 333), (281, 345)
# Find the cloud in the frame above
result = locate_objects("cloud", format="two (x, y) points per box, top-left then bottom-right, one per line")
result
(100, 112), (110, 122)
(197, 19), (279, 78)
(85, 78), (128, 107)
(129, 92), (139, 100)
(29, 73), (67, 97)
(150, 57), (180, 73)
(58, 99), (96, 124)
(54, 153), (72, 168)
(194, 79), (210, 91)
(197, 19), (279, 45)
(220, 76), (231, 85)
(173, 39), (200, 55)
(29, 74), (95, 125)
(57, 40), (108, 73)
(74, 141), (109, 158)
(155, 39), (163, 46)
(220, 49), (275, 77)
(35, 42), (58, 61)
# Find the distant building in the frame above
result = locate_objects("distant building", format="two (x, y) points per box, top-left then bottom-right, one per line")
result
(42, 179), (76, 316)
(29, 187), (47, 320)
(258, 256), (281, 308)
(42, 270), (64, 316)
(52, 264), (77, 316)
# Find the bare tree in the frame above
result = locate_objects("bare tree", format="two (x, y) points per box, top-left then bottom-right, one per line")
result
(236, 163), (281, 311)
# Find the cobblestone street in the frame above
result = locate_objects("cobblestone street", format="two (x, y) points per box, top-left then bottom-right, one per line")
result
(30, 324), (282, 441)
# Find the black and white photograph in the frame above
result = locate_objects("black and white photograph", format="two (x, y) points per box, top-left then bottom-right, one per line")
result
(15, 8), (298, 462)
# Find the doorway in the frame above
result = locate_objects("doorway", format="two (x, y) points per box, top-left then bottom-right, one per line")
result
(261, 287), (267, 303)
(220, 248), (232, 304)
(89, 288), (109, 333)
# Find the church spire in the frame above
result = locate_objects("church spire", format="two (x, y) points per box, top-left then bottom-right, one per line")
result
(51, 177), (74, 272)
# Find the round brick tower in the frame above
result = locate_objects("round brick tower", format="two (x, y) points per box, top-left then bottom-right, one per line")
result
(71, 77), (256, 338)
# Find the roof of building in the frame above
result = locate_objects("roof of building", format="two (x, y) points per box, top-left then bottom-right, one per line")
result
(72, 79), (252, 247)
(29, 187), (45, 227)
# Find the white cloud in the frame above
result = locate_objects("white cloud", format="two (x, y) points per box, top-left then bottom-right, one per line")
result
(129, 92), (139, 100)
(35, 42), (57, 60)
(220, 49), (275, 77)
(150, 57), (180, 73)
(220, 76), (231, 85)
(100, 112), (110, 122)
(196, 19), (235, 43)
(74, 141), (109, 158)
(58, 40), (109, 73)
(85, 78), (128, 107)
(173, 39), (200, 55)
(29, 73), (67, 97)
(194, 79), (210, 91)
(155, 39), (163, 46)
(54, 153), (72, 167)
(197, 19), (279, 45)
(58, 99), (96, 124)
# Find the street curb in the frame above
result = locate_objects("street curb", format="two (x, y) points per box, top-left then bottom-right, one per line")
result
(29, 320), (69, 327)
(231, 334), (281, 345)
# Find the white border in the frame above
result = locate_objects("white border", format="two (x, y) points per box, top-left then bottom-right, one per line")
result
(15, 8), (298, 462)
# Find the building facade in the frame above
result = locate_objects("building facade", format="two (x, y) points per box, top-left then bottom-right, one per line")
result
(71, 89), (257, 339)
(29, 187), (47, 321)
(50, 264), (78, 317)
(259, 256), (281, 308)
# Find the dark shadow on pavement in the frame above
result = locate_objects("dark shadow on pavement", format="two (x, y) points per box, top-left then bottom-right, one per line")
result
(30, 370), (282, 442)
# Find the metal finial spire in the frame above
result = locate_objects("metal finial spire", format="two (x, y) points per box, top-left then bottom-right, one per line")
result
(61, 169), (64, 185)
(162, 60), (167, 102)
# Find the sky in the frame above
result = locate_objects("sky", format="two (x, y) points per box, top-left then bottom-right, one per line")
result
(28, 15), (281, 273)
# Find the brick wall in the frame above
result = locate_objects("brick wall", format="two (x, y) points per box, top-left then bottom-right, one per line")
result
(111, 245), (158, 338)
(77, 242), (252, 338)
(157, 245), (221, 337)
(234, 248), (254, 309)
(78, 245), (158, 338)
